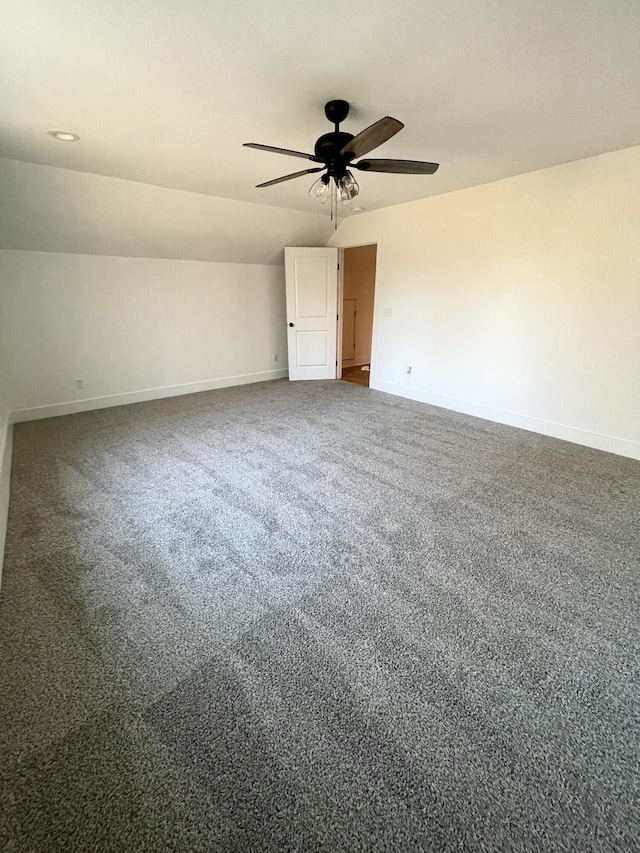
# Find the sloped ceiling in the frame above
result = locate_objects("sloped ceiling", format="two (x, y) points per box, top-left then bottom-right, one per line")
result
(1, 0), (639, 221)
(0, 159), (331, 264)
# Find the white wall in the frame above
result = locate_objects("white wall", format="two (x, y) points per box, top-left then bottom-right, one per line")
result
(0, 251), (289, 418)
(330, 146), (640, 459)
(0, 403), (11, 585)
(0, 336), (10, 578)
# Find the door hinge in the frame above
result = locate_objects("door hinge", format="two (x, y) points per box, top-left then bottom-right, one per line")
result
(337, 263), (340, 270)
(337, 314), (339, 321)
(335, 360), (338, 366)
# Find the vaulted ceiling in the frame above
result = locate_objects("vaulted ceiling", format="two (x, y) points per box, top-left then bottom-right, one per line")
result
(2, 0), (639, 218)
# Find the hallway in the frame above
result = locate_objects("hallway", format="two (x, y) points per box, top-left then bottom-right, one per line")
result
(341, 364), (370, 387)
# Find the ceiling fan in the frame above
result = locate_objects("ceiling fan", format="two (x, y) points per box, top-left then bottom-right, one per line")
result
(243, 99), (439, 211)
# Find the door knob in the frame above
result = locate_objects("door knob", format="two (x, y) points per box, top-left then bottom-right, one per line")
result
(289, 322), (294, 327)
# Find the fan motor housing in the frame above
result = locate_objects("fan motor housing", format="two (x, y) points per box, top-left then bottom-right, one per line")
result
(314, 132), (355, 164)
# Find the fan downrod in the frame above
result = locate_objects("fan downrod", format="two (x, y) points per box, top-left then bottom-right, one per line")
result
(315, 100), (354, 167)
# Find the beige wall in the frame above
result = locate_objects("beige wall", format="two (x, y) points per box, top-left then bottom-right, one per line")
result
(330, 145), (640, 459)
(343, 244), (377, 365)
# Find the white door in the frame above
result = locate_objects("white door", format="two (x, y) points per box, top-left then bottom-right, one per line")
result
(285, 247), (338, 381)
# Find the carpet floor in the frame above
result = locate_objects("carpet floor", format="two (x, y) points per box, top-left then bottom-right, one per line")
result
(1, 379), (638, 852)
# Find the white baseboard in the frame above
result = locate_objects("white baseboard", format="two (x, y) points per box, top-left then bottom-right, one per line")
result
(9, 369), (289, 424)
(0, 414), (14, 591)
(371, 379), (640, 461)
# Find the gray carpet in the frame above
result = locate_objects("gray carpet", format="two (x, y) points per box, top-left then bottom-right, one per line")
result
(1, 379), (639, 852)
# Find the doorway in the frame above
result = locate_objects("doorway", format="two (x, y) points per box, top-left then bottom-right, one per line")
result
(340, 244), (377, 388)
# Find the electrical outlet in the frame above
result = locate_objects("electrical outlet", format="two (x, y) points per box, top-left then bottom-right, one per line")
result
(383, 307), (393, 317)
(75, 378), (84, 389)
(406, 365), (412, 375)
(273, 354), (279, 363)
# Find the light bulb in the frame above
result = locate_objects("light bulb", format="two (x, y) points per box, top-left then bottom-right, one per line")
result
(338, 171), (359, 203)
(308, 176), (329, 204)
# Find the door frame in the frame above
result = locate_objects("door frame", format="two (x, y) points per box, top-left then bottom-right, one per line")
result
(335, 239), (382, 382)
(341, 298), (357, 364)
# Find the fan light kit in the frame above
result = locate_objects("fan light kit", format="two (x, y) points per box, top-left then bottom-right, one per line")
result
(244, 100), (439, 227)
(48, 130), (80, 142)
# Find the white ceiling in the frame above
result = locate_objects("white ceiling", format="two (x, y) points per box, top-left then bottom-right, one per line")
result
(1, 0), (639, 216)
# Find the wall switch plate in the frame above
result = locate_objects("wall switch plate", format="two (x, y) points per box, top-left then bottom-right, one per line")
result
(75, 378), (84, 389)
(273, 354), (279, 362)
(383, 307), (393, 317)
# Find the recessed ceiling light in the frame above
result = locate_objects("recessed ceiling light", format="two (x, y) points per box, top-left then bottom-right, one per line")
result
(48, 130), (80, 142)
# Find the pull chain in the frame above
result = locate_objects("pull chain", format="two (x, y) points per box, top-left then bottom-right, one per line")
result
(330, 179), (338, 230)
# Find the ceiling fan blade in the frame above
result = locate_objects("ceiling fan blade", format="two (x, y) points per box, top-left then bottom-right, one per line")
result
(256, 167), (323, 188)
(354, 159), (439, 175)
(244, 143), (320, 162)
(340, 117), (404, 159)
